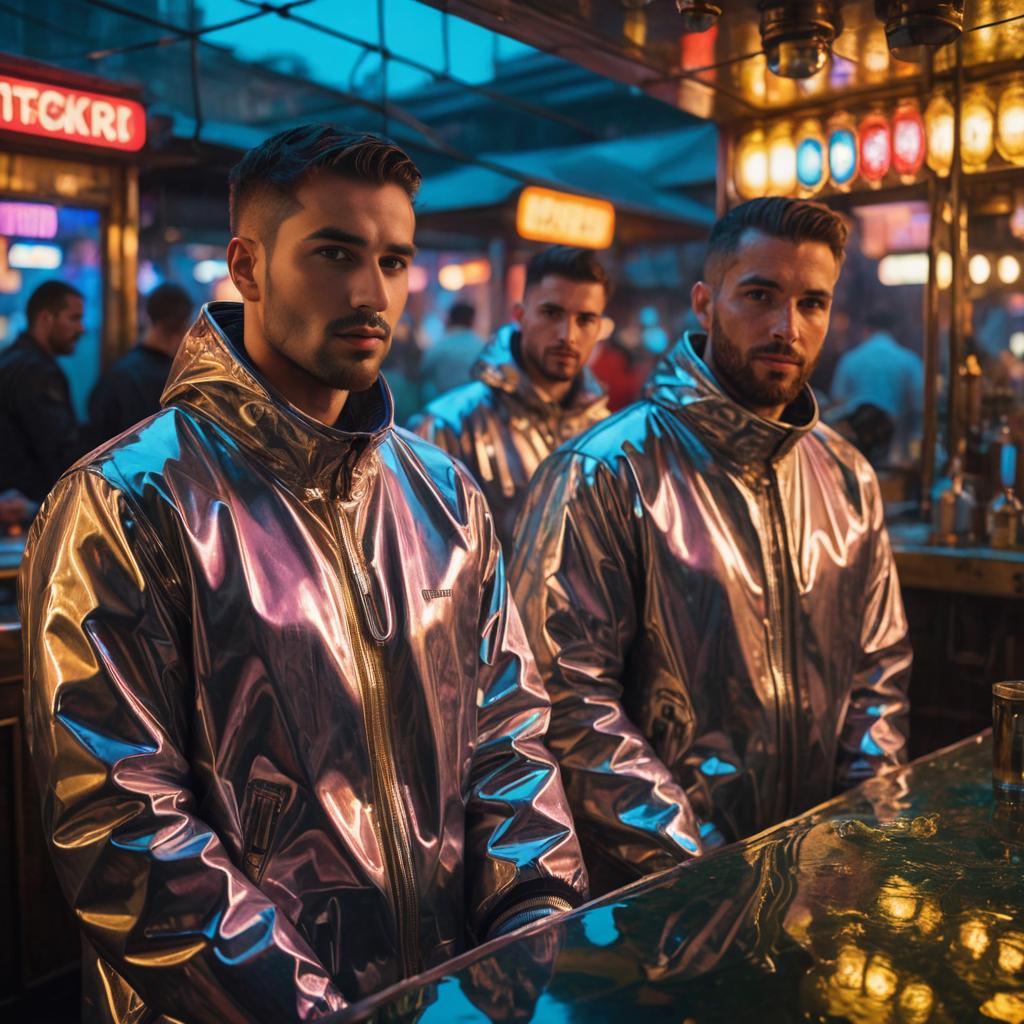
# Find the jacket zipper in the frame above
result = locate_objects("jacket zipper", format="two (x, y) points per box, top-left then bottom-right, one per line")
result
(760, 469), (800, 821)
(322, 492), (420, 979)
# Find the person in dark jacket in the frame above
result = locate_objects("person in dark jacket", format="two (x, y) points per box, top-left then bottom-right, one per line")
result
(0, 280), (86, 503)
(87, 282), (193, 444)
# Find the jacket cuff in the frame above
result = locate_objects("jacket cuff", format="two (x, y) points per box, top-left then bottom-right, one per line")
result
(478, 878), (582, 941)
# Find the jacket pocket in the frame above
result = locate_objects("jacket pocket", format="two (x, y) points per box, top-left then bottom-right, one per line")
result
(240, 779), (288, 885)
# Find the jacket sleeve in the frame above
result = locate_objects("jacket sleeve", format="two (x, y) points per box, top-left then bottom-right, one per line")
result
(20, 470), (346, 1022)
(835, 468), (912, 790)
(465, 485), (589, 940)
(407, 409), (458, 456)
(509, 451), (701, 893)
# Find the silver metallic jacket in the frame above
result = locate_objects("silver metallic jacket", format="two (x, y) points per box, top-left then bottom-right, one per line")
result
(20, 302), (587, 1023)
(409, 329), (609, 552)
(510, 332), (911, 890)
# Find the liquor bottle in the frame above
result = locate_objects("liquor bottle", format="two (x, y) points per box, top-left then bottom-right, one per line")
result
(931, 443), (977, 546)
(987, 442), (1024, 550)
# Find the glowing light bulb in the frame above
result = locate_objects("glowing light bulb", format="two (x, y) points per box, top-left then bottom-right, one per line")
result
(767, 121), (797, 195)
(892, 100), (926, 181)
(962, 88), (996, 173)
(859, 111), (892, 185)
(997, 79), (1024, 166)
(828, 114), (859, 190)
(734, 129), (769, 200)
(969, 254), (992, 285)
(998, 256), (1021, 285)
(925, 94), (955, 176)
(795, 119), (826, 194)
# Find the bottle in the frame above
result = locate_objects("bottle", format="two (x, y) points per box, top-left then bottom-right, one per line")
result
(931, 444), (978, 546)
(988, 442), (1024, 549)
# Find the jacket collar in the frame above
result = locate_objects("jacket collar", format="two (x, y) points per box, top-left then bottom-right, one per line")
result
(472, 326), (607, 418)
(161, 301), (393, 496)
(646, 331), (818, 469)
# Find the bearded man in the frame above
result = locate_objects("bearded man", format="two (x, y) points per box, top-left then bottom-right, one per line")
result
(511, 197), (911, 893)
(20, 125), (586, 1022)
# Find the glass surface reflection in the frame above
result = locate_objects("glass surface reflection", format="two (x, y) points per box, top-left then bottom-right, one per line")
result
(339, 735), (1024, 1024)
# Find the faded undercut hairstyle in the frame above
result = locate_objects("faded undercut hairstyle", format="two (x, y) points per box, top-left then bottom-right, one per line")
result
(705, 197), (848, 286)
(525, 245), (613, 299)
(228, 124), (422, 246)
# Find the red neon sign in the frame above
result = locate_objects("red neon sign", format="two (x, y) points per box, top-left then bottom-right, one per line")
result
(0, 72), (145, 152)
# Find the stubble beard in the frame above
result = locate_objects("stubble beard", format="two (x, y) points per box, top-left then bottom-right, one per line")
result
(708, 311), (816, 412)
(263, 278), (390, 393)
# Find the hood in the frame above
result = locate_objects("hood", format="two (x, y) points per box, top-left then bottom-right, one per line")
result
(472, 326), (607, 418)
(646, 331), (818, 468)
(161, 301), (393, 495)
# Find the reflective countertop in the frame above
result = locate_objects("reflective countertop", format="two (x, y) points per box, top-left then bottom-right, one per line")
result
(339, 732), (1024, 1023)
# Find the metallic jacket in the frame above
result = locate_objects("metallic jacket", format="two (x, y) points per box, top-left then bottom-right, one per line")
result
(20, 302), (587, 1023)
(510, 332), (911, 891)
(409, 328), (609, 552)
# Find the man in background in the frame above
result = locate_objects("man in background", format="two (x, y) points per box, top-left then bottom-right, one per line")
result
(512, 198), (910, 893)
(411, 246), (610, 553)
(87, 282), (193, 444)
(419, 300), (485, 402)
(0, 280), (86, 504)
(828, 306), (924, 465)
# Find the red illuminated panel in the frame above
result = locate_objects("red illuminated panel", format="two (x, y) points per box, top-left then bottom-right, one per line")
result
(0, 72), (145, 152)
(858, 112), (891, 183)
(892, 101), (926, 179)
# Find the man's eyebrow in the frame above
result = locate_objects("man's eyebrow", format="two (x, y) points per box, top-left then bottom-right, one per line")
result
(737, 274), (781, 290)
(302, 226), (417, 258)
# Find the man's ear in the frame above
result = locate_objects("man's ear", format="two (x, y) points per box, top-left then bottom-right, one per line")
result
(691, 280), (713, 331)
(512, 301), (525, 327)
(227, 236), (261, 302)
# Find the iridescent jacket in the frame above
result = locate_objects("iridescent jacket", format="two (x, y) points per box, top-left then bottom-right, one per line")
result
(511, 332), (911, 891)
(20, 302), (587, 1022)
(410, 328), (608, 553)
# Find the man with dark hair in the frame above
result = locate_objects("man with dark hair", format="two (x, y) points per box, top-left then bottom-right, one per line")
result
(411, 245), (611, 553)
(21, 124), (586, 1023)
(419, 301), (484, 402)
(87, 282), (195, 444)
(829, 305), (924, 465)
(512, 197), (911, 893)
(0, 279), (86, 503)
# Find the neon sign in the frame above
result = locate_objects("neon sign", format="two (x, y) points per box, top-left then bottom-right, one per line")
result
(0, 200), (58, 239)
(0, 72), (145, 152)
(516, 186), (615, 249)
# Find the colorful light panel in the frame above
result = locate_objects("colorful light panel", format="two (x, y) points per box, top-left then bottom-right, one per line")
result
(828, 119), (858, 189)
(892, 101), (926, 180)
(859, 112), (892, 183)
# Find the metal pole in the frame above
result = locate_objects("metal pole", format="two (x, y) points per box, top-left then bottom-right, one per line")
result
(946, 37), (967, 457)
(921, 171), (943, 515)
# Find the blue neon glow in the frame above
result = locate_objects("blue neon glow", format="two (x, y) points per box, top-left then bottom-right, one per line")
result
(796, 137), (824, 188)
(829, 129), (858, 184)
(580, 905), (623, 948)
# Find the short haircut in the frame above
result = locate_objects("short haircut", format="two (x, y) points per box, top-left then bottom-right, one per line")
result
(228, 124), (422, 244)
(524, 246), (613, 298)
(146, 282), (193, 331)
(27, 280), (82, 323)
(705, 197), (848, 285)
(447, 301), (475, 328)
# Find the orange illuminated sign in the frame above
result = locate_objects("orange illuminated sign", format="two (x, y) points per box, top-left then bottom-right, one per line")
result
(0, 72), (145, 152)
(516, 186), (615, 249)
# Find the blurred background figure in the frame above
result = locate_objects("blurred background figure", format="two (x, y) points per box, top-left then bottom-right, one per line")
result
(419, 300), (484, 403)
(381, 315), (424, 427)
(828, 306), (924, 467)
(87, 282), (193, 445)
(411, 246), (611, 553)
(0, 280), (86, 507)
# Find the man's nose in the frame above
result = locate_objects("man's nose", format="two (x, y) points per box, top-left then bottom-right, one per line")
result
(351, 264), (389, 312)
(771, 303), (800, 345)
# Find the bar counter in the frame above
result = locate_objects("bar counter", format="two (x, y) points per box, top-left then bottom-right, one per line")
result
(339, 733), (1024, 1024)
